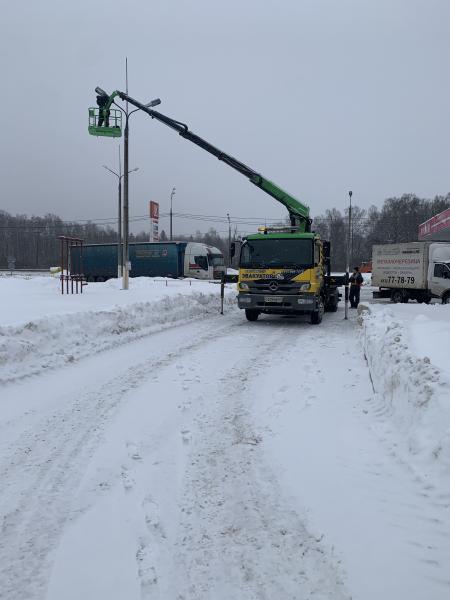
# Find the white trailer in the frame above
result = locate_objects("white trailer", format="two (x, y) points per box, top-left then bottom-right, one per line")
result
(372, 242), (450, 303)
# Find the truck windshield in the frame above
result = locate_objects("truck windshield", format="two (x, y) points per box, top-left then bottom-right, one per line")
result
(208, 254), (224, 266)
(240, 239), (313, 269)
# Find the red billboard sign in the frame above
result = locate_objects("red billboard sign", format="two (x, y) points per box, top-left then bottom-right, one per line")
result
(149, 201), (159, 242)
(419, 207), (450, 240)
(150, 201), (159, 220)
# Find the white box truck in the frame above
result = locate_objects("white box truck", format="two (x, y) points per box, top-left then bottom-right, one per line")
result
(372, 242), (450, 304)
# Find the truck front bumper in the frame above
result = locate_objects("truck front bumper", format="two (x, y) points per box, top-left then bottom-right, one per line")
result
(237, 293), (319, 313)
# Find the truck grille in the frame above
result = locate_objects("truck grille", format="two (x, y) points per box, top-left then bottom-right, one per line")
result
(248, 280), (301, 294)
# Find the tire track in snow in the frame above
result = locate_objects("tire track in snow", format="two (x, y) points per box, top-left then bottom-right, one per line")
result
(0, 316), (244, 600)
(139, 318), (350, 599)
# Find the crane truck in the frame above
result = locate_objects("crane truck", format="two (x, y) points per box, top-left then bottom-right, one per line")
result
(89, 88), (343, 323)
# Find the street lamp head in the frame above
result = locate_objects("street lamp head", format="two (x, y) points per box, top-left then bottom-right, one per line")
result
(95, 86), (108, 97)
(349, 190), (353, 198)
(145, 98), (161, 108)
(131, 167), (139, 173)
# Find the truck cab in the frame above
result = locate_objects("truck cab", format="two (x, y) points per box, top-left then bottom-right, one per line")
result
(183, 243), (225, 280)
(236, 230), (340, 323)
(429, 244), (450, 303)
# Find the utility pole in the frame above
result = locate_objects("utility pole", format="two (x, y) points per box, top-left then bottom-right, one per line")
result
(227, 213), (231, 267)
(344, 190), (353, 320)
(123, 115), (130, 289)
(170, 187), (176, 241)
(349, 190), (353, 267)
(118, 147), (122, 277)
(103, 157), (138, 279)
(120, 59), (160, 289)
(123, 58), (130, 289)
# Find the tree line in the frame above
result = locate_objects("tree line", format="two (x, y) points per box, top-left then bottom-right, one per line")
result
(313, 193), (449, 270)
(0, 210), (231, 269)
(0, 193), (449, 270)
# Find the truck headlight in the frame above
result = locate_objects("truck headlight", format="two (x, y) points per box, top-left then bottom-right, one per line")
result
(239, 282), (249, 291)
(298, 283), (311, 291)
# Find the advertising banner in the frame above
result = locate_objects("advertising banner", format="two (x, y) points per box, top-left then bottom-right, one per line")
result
(419, 207), (450, 241)
(149, 201), (159, 242)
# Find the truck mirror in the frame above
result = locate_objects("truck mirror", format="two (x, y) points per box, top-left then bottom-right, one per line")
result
(230, 242), (235, 258)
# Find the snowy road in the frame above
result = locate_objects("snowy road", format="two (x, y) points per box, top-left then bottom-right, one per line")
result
(1, 305), (450, 599)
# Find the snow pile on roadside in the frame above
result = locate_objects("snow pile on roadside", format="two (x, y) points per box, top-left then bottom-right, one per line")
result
(361, 303), (450, 477)
(0, 277), (236, 383)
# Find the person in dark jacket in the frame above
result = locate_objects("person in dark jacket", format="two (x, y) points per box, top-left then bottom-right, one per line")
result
(96, 93), (110, 127)
(349, 266), (363, 308)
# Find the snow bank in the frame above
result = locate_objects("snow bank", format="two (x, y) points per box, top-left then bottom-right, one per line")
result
(360, 302), (450, 478)
(0, 276), (236, 383)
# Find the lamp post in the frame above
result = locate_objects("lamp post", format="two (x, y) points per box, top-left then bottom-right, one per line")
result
(227, 213), (231, 267)
(102, 161), (139, 278)
(170, 187), (176, 241)
(114, 98), (161, 290)
(344, 190), (353, 320)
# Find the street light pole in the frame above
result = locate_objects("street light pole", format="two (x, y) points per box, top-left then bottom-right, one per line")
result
(118, 171), (122, 277)
(344, 190), (353, 320)
(117, 146), (122, 277)
(102, 160), (139, 279)
(123, 115), (130, 289)
(94, 74), (160, 289)
(170, 187), (176, 241)
(348, 190), (353, 267)
(115, 100), (161, 290)
(227, 213), (231, 267)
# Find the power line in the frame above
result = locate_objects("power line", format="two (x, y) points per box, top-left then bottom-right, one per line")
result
(0, 208), (440, 232)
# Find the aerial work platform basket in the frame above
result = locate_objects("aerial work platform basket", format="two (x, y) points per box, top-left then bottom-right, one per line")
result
(88, 108), (122, 137)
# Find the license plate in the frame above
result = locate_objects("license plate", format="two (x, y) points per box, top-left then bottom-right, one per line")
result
(264, 296), (283, 303)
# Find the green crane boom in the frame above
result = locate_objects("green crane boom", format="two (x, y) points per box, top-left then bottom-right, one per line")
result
(103, 90), (311, 231)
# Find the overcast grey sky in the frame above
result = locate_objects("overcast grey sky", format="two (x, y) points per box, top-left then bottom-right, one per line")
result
(1, 0), (449, 237)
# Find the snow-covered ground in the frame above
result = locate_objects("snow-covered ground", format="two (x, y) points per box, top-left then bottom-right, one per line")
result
(1, 276), (450, 599)
(0, 276), (233, 383)
(361, 300), (450, 480)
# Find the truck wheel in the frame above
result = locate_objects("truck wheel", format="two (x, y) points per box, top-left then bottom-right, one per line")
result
(442, 294), (450, 305)
(245, 309), (259, 321)
(391, 290), (403, 303)
(326, 301), (338, 312)
(310, 298), (324, 324)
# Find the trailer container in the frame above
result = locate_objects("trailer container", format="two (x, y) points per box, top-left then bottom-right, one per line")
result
(71, 242), (225, 282)
(372, 242), (450, 303)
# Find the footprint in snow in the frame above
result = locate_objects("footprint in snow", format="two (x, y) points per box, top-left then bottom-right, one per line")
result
(126, 442), (142, 461)
(121, 466), (135, 491)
